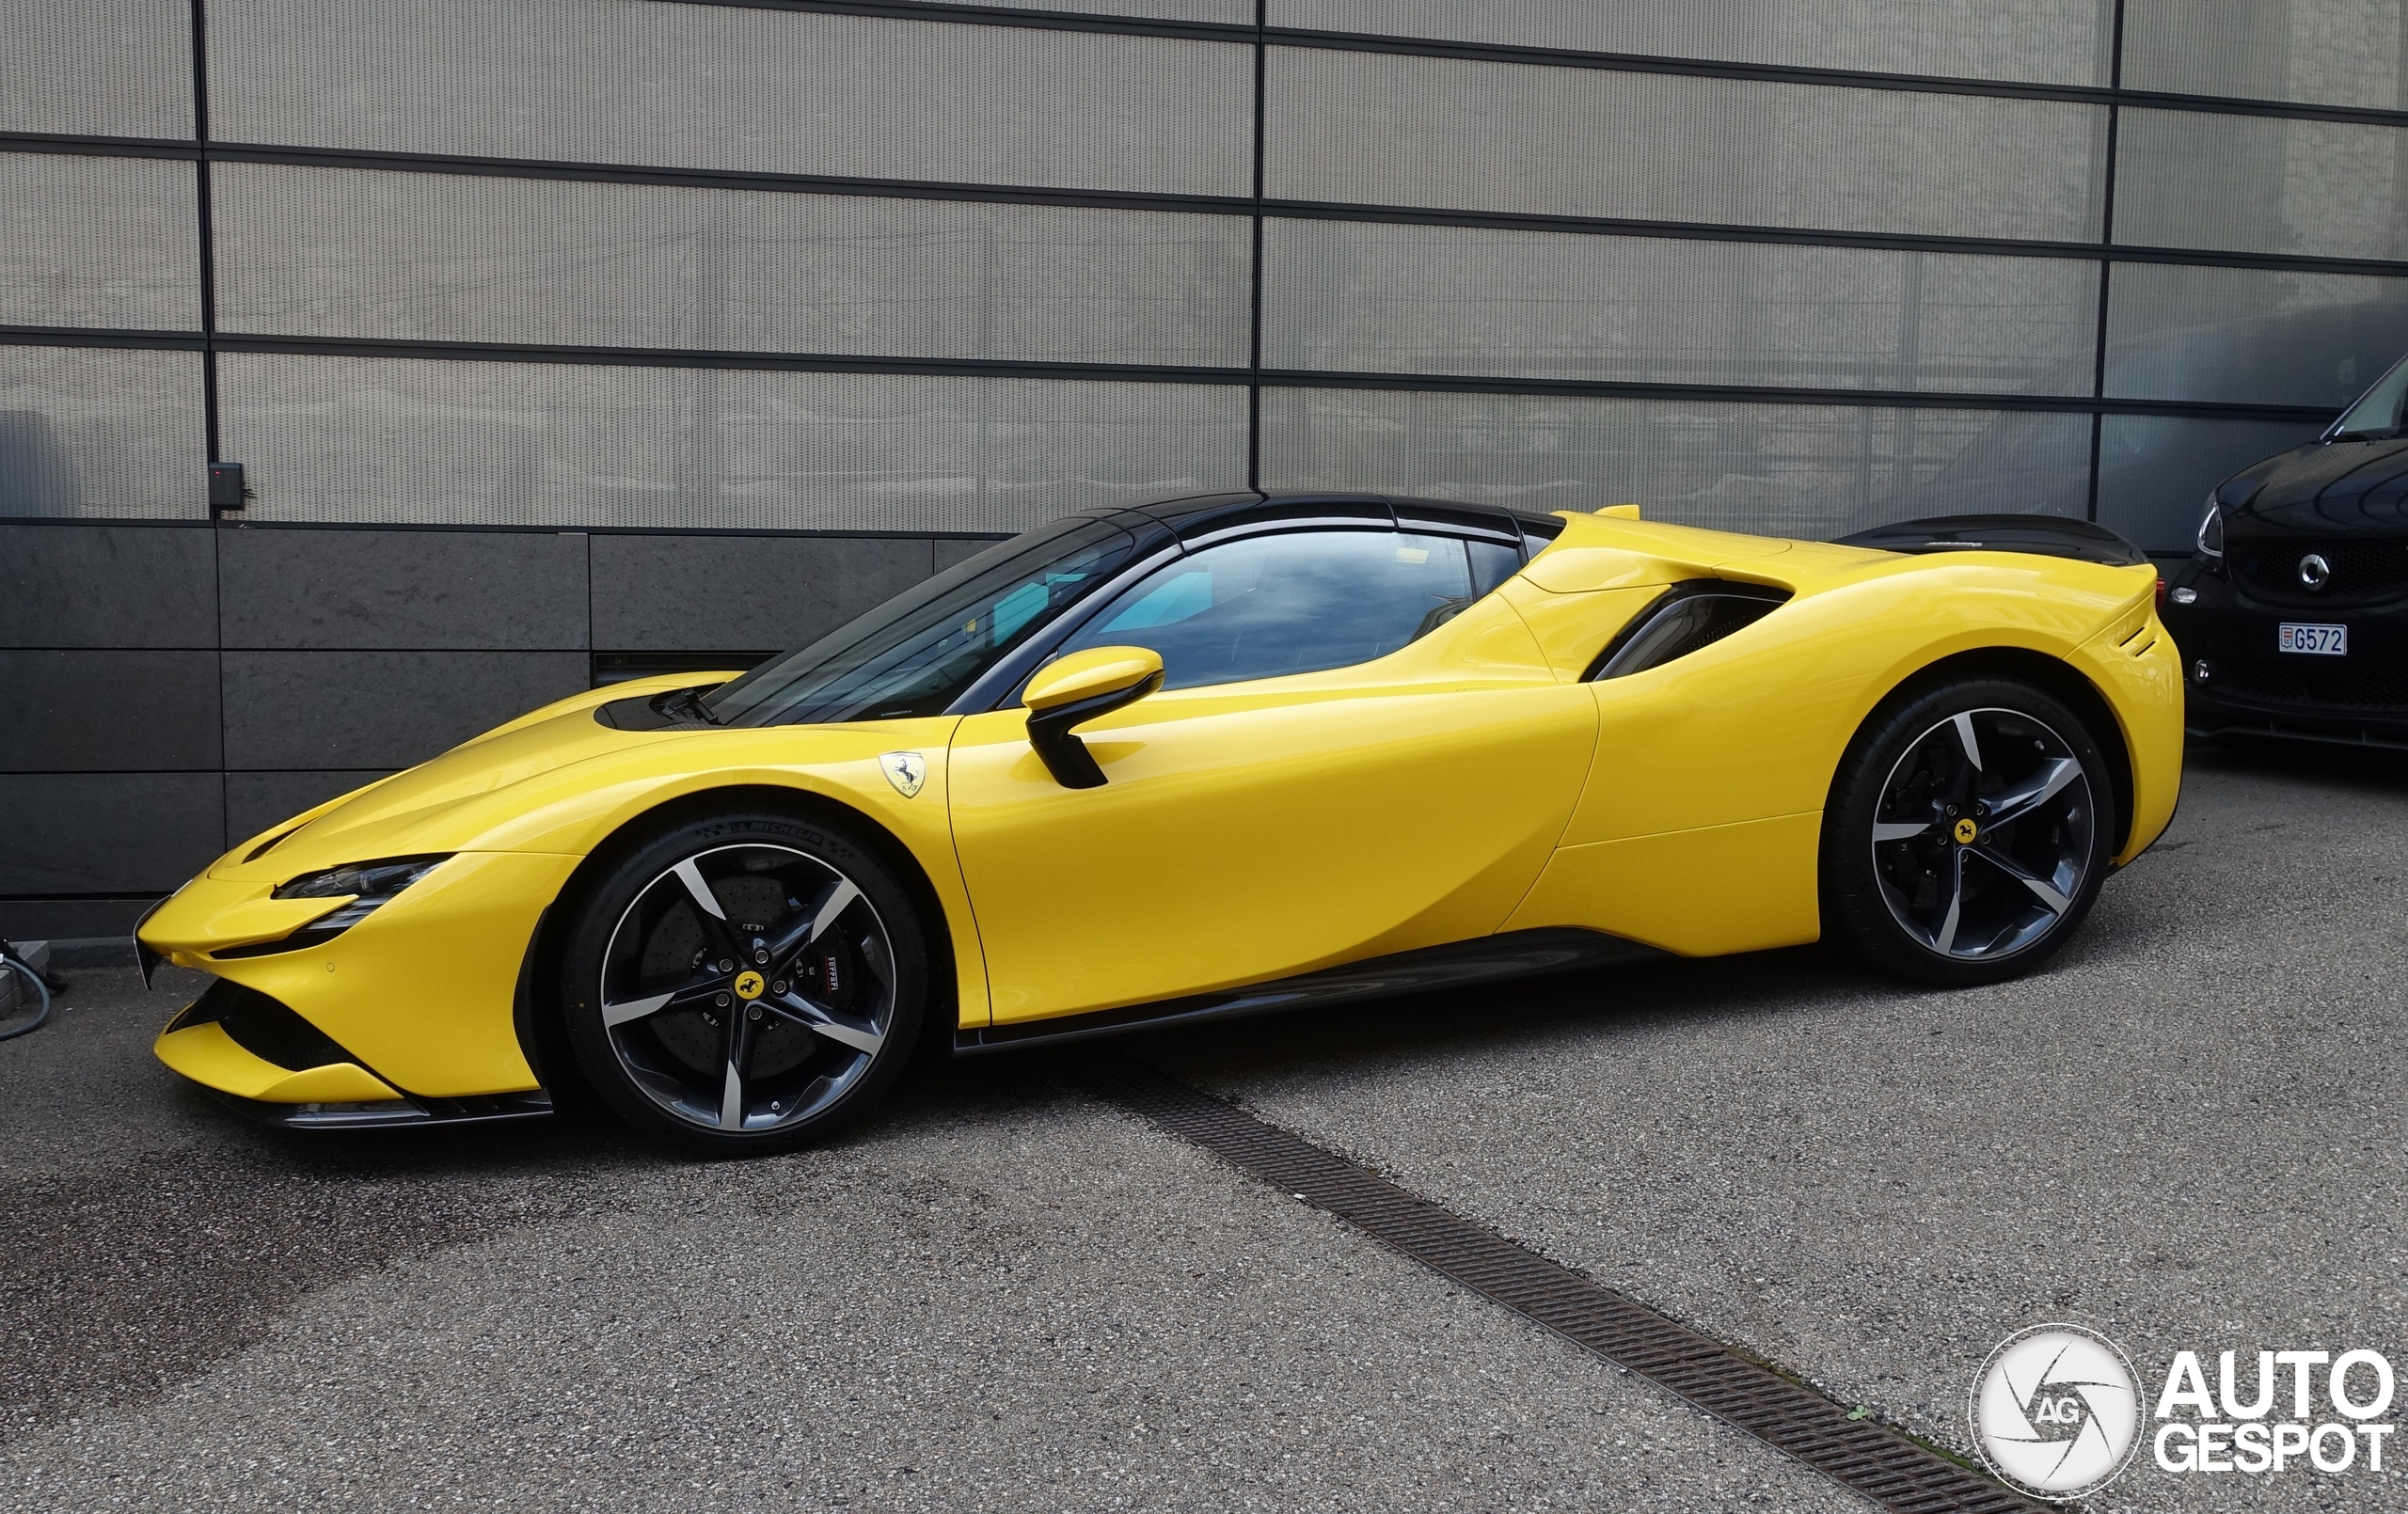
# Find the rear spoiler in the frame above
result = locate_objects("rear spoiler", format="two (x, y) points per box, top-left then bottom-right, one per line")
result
(1833, 513), (2149, 568)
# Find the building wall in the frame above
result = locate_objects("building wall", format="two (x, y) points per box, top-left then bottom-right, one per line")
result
(6, 0), (2408, 935)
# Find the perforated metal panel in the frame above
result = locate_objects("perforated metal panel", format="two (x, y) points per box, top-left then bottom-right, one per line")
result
(211, 164), (1249, 365)
(1261, 386), (2091, 540)
(216, 353), (1246, 531)
(2115, 108), (2408, 261)
(2105, 262), (2408, 409)
(0, 0), (193, 138)
(2098, 415), (2327, 550)
(1266, 47), (2108, 240)
(210, 0), (1251, 197)
(1263, 218), (2098, 393)
(927, 0), (1250, 17)
(0, 153), (201, 331)
(2122, 0), (2408, 111)
(0, 345), (204, 518)
(1273, 0), (2111, 87)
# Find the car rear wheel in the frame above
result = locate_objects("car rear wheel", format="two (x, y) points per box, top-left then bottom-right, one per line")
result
(1822, 676), (2115, 986)
(559, 809), (927, 1156)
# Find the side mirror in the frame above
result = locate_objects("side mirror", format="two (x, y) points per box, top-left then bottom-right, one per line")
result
(1022, 646), (1164, 789)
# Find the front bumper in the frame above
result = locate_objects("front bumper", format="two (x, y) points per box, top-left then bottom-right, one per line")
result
(141, 849), (581, 1103)
(2163, 557), (2408, 749)
(155, 979), (556, 1128)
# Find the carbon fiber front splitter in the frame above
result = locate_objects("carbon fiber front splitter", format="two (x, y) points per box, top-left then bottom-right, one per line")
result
(199, 1085), (556, 1130)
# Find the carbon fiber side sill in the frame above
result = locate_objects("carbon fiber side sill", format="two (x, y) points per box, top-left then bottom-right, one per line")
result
(1088, 1063), (2040, 1514)
(956, 928), (1665, 1053)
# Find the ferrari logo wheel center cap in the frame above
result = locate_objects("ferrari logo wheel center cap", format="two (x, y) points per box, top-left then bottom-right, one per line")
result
(734, 970), (766, 1001)
(1953, 818), (1980, 844)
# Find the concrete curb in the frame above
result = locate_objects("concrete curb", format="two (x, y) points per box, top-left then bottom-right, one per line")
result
(31, 937), (135, 970)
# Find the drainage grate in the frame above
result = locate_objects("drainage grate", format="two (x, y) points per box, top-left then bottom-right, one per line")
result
(1086, 1060), (2039, 1514)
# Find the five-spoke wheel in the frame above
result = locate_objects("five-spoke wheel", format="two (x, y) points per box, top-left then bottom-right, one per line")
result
(560, 812), (926, 1154)
(1825, 677), (2114, 985)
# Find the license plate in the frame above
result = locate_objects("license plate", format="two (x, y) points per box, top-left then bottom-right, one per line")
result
(2278, 623), (2348, 655)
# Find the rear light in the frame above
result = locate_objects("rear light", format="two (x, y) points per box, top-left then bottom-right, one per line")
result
(2155, 576), (2167, 606)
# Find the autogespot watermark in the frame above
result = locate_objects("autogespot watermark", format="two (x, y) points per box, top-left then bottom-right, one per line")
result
(1971, 1324), (2399, 1500)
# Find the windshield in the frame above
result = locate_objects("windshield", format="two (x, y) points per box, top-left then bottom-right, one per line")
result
(2332, 351), (2408, 438)
(703, 516), (1139, 726)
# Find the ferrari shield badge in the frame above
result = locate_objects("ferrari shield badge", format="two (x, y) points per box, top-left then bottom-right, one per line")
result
(879, 750), (927, 798)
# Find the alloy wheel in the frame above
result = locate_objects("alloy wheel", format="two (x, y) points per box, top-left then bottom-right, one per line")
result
(596, 843), (897, 1133)
(1869, 707), (2097, 962)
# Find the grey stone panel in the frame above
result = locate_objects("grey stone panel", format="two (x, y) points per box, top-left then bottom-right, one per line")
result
(217, 528), (590, 650)
(0, 524), (216, 648)
(221, 650), (590, 771)
(0, 651), (219, 772)
(224, 770), (399, 850)
(0, 773), (223, 894)
(933, 537), (1010, 573)
(0, 897), (155, 945)
(589, 535), (935, 654)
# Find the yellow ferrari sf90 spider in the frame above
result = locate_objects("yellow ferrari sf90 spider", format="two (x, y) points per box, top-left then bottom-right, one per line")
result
(141, 494), (2180, 1153)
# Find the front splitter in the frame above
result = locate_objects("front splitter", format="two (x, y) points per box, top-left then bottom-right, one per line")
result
(199, 1085), (556, 1131)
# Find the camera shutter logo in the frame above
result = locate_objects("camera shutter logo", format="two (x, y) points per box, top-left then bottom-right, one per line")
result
(1970, 1324), (2142, 1499)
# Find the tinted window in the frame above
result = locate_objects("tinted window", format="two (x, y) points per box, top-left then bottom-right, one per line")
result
(705, 517), (1136, 725)
(1054, 529), (1477, 690)
(1470, 538), (1521, 595)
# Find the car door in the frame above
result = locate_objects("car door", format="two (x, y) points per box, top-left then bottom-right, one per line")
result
(946, 523), (1599, 1025)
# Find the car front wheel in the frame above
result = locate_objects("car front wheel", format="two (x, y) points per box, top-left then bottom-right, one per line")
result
(559, 809), (927, 1156)
(1822, 676), (2115, 986)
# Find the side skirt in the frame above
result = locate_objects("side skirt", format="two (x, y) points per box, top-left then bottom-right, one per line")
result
(954, 927), (1667, 1055)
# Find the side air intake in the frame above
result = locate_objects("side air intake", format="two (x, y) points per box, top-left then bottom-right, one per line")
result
(1588, 581), (1792, 682)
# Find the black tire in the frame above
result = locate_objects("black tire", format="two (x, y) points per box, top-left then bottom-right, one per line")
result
(1822, 675), (2116, 986)
(558, 807), (927, 1156)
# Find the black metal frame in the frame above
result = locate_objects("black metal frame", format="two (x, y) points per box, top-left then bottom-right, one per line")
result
(1, 0), (2393, 528)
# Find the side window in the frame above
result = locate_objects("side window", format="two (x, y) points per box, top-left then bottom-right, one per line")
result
(1469, 539), (1521, 595)
(1055, 529), (1476, 690)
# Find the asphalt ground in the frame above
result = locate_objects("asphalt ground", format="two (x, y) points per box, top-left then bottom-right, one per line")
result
(2, 742), (2403, 1512)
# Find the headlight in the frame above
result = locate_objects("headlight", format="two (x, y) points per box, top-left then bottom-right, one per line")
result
(2196, 494), (2225, 559)
(272, 856), (450, 901)
(214, 855), (452, 959)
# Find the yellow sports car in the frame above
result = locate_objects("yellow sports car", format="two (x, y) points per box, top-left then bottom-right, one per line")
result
(140, 494), (2180, 1153)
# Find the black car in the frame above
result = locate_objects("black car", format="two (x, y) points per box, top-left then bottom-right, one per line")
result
(2164, 355), (2408, 750)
